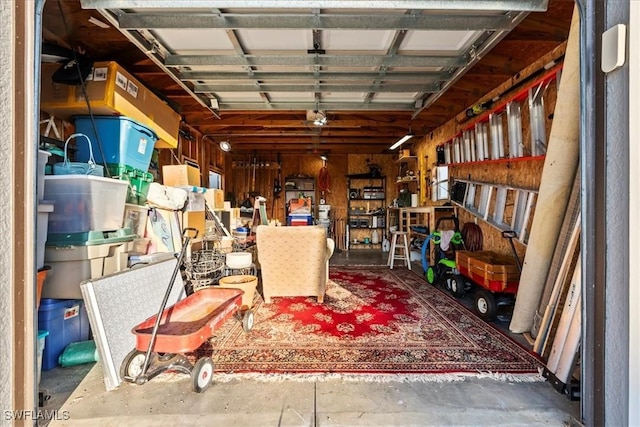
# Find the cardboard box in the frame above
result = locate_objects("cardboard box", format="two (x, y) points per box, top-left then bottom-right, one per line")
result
(163, 165), (201, 187)
(40, 61), (180, 149)
(181, 210), (206, 237)
(205, 189), (225, 210)
(288, 197), (312, 214)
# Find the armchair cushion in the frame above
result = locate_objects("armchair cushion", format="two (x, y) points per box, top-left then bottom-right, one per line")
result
(256, 225), (334, 303)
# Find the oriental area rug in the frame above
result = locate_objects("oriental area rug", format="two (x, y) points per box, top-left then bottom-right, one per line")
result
(197, 266), (543, 382)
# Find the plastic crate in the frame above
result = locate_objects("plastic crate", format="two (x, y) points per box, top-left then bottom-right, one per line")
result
(43, 230), (135, 299)
(107, 164), (154, 205)
(37, 299), (90, 370)
(287, 215), (313, 226)
(179, 186), (206, 211)
(37, 330), (48, 384)
(43, 175), (128, 233)
(38, 150), (51, 201)
(73, 115), (158, 172)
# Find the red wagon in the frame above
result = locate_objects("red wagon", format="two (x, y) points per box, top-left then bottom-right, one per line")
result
(121, 288), (254, 393)
(456, 250), (521, 320)
(120, 228), (255, 393)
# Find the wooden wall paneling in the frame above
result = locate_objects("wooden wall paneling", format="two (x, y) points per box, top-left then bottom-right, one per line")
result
(412, 50), (564, 259)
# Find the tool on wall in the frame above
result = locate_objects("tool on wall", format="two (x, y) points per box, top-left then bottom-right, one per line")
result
(240, 154), (252, 210)
(272, 153), (282, 217)
(318, 158), (331, 201)
(250, 150), (257, 196)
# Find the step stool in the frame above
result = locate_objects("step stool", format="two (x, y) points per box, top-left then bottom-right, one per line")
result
(387, 231), (411, 270)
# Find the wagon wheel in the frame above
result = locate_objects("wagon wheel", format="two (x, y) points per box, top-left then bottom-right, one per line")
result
(474, 289), (497, 321)
(191, 357), (214, 393)
(242, 310), (255, 332)
(120, 349), (147, 381)
(449, 274), (466, 298)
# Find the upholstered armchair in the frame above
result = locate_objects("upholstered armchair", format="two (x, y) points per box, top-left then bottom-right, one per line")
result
(256, 225), (335, 303)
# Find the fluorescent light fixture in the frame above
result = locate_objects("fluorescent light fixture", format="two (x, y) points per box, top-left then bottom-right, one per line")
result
(390, 134), (414, 150)
(219, 141), (231, 152)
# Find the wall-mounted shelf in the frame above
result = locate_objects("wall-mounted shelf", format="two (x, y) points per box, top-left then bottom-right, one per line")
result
(440, 65), (561, 167)
(396, 155), (417, 163)
(450, 178), (537, 245)
(448, 155), (545, 167)
(395, 177), (419, 185)
(395, 155), (420, 200)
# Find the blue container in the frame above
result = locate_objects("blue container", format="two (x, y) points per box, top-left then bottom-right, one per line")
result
(73, 116), (158, 172)
(287, 215), (313, 226)
(37, 298), (90, 370)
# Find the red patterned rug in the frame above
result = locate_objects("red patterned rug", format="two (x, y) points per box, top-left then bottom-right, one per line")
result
(200, 266), (543, 380)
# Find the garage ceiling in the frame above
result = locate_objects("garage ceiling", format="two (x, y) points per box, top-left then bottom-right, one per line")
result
(42, 0), (573, 155)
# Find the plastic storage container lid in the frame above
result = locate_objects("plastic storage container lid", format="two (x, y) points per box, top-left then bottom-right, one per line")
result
(38, 202), (54, 213)
(38, 298), (77, 311)
(46, 227), (136, 247)
(179, 185), (207, 193)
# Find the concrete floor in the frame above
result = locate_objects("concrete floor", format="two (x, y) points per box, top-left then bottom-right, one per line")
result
(41, 248), (582, 426)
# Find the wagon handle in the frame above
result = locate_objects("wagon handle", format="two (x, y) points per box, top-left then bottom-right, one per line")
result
(136, 226), (198, 383)
(502, 230), (522, 272)
(501, 230), (517, 239)
(182, 227), (199, 240)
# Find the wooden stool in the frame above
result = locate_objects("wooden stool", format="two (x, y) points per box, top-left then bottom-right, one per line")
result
(387, 231), (411, 270)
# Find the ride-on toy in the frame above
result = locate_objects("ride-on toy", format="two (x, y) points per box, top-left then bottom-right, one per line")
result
(424, 217), (468, 297)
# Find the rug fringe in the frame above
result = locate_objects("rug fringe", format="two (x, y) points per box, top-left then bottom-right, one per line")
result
(210, 371), (546, 384)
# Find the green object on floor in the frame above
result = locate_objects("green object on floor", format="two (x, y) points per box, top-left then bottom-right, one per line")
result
(59, 340), (99, 367)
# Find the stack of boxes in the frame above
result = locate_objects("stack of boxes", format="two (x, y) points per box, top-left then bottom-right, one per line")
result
(287, 197), (313, 226)
(37, 60), (185, 370)
(39, 172), (129, 370)
(73, 115), (157, 206)
(162, 164), (206, 238)
(39, 114), (160, 370)
(40, 61), (180, 149)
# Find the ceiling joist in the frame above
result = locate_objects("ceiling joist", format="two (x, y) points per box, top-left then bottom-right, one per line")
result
(52, 0), (572, 155)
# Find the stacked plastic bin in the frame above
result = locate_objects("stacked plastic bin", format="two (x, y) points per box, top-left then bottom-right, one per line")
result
(37, 150), (53, 378)
(41, 165), (133, 369)
(73, 115), (158, 205)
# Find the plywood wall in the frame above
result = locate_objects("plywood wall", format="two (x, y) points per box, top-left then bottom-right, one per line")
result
(222, 152), (404, 225)
(152, 43), (566, 261)
(413, 43), (566, 258)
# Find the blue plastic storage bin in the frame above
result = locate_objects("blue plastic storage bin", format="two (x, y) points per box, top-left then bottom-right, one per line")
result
(37, 298), (90, 370)
(73, 116), (158, 172)
(287, 215), (313, 226)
